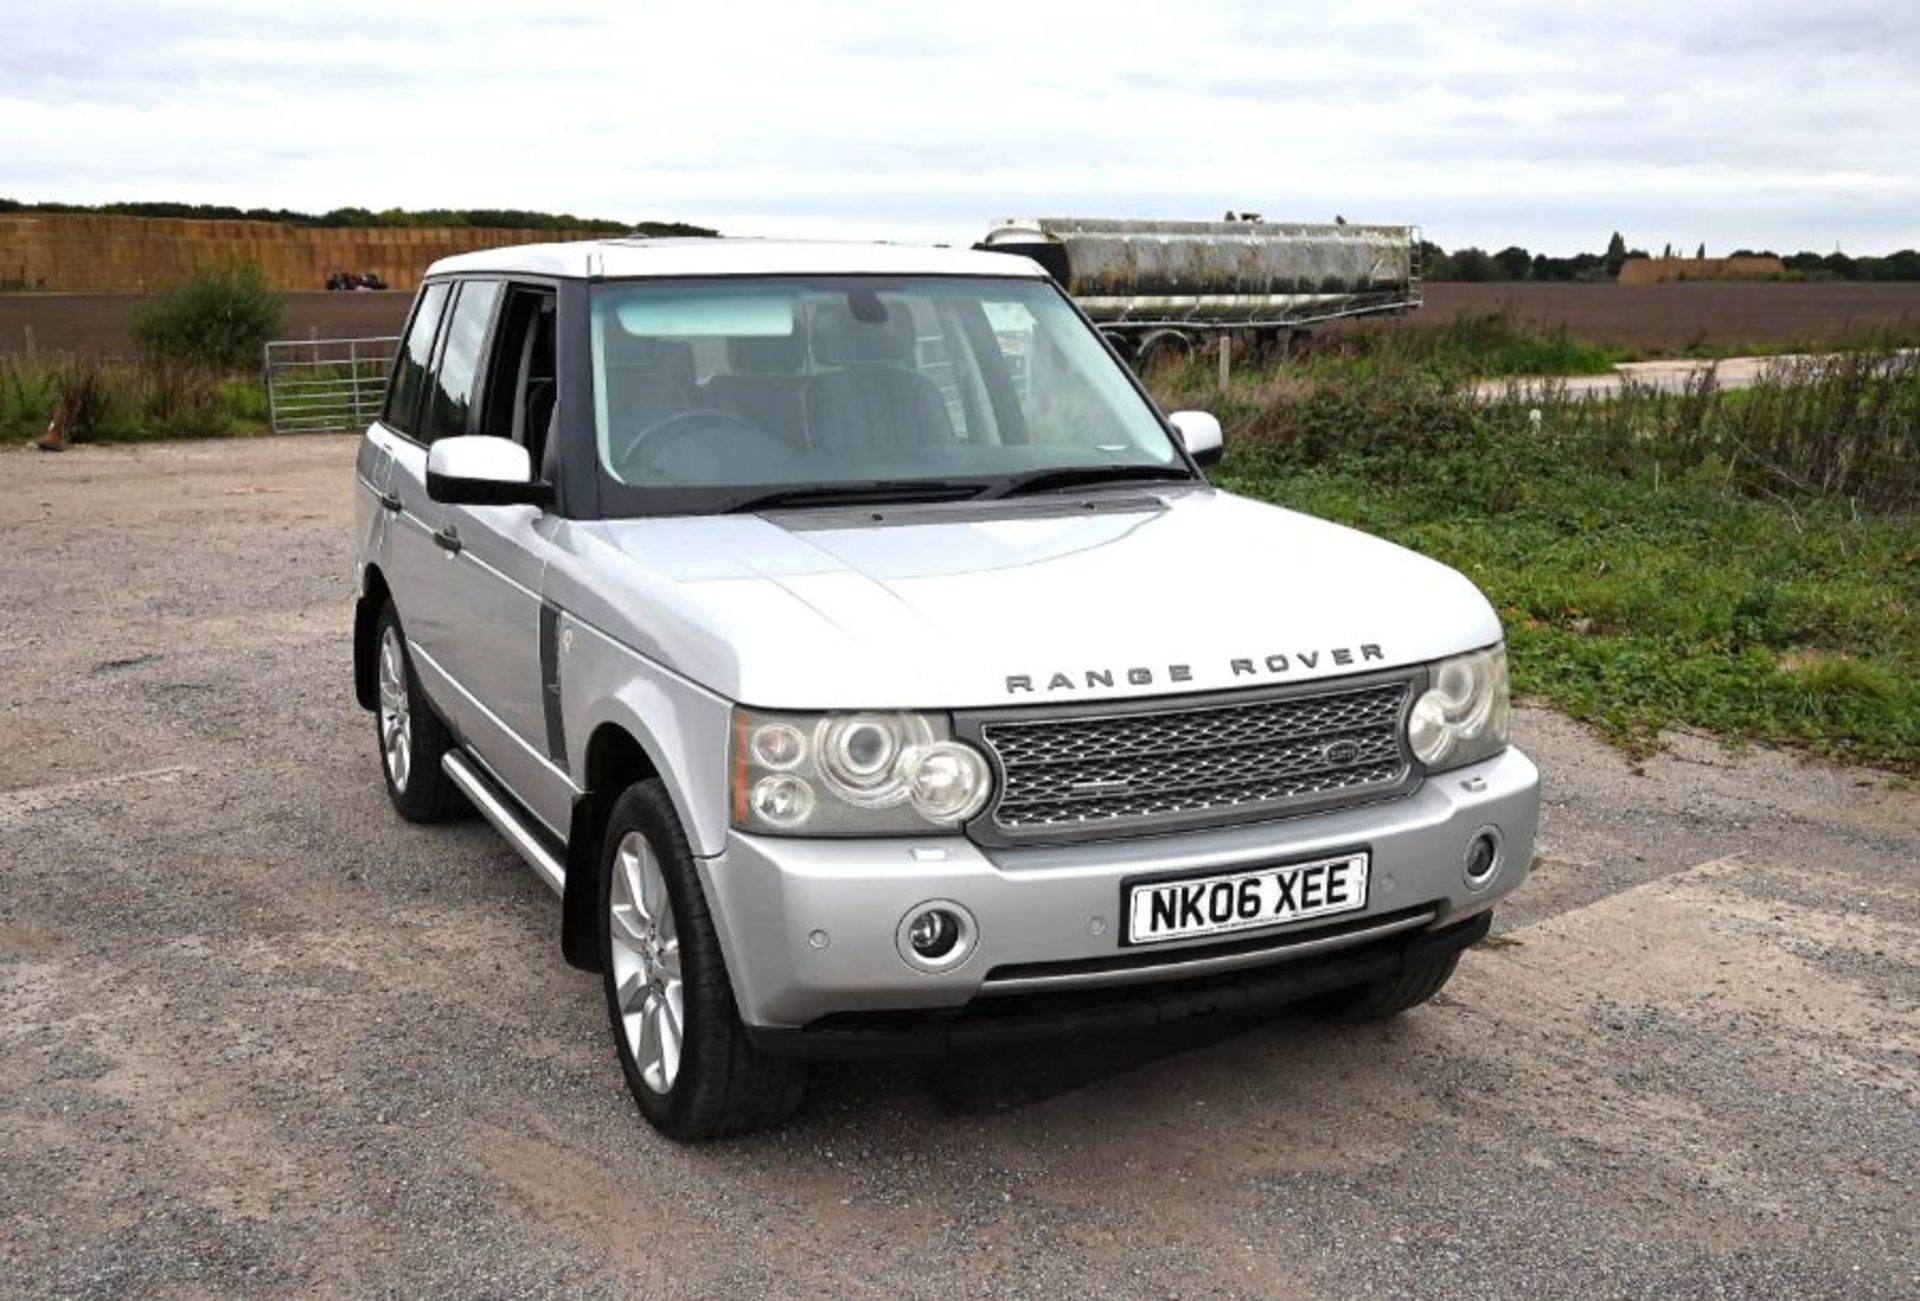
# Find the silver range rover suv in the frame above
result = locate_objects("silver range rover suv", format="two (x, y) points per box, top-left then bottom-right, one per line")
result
(353, 237), (1540, 1140)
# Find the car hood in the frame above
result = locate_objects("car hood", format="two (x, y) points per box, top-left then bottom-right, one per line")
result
(559, 486), (1502, 710)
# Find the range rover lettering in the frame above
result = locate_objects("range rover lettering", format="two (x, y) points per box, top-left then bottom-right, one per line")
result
(352, 237), (1540, 1141)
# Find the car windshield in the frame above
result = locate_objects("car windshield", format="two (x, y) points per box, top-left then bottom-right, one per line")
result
(587, 275), (1187, 513)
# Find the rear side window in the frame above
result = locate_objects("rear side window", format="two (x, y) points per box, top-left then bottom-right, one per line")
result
(422, 280), (503, 443)
(384, 281), (449, 435)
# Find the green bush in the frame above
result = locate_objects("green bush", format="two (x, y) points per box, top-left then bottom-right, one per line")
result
(53, 358), (111, 437)
(1, 353), (59, 436)
(131, 262), (285, 371)
(1153, 345), (1919, 515)
(138, 363), (228, 436)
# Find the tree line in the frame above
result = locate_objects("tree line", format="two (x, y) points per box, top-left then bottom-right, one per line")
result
(0, 198), (715, 238)
(1422, 232), (1920, 282)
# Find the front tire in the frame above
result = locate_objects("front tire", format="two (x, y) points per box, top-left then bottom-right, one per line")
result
(1305, 950), (1461, 1023)
(599, 781), (805, 1141)
(372, 603), (466, 823)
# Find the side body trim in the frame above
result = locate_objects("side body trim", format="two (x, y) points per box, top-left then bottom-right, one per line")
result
(980, 906), (1437, 994)
(408, 638), (580, 834)
(539, 601), (568, 763)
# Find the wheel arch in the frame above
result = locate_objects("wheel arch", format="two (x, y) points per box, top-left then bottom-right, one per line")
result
(353, 564), (393, 711)
(1134, 328), (1196, 370)
(561, 719), (666, 972)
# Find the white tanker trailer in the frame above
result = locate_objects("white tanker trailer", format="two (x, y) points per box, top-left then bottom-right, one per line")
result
(978, 216), (1421, 367)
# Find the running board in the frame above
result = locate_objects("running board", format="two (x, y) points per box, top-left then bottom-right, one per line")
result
(442, 751), (566, 896)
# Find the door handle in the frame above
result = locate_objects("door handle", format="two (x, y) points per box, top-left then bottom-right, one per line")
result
(377, 490), (402, 513)
(433, 526), (462, 555)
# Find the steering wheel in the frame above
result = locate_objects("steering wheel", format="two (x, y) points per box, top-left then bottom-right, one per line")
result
(610, 408), (763, 476)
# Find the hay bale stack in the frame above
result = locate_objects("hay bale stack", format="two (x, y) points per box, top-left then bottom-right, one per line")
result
(1618, 256), (1787, 284)
(0, 214), (607, 292)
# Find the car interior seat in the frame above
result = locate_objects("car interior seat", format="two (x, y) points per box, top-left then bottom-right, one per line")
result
(519, 304), (559, 475)
(804, 303), (955, 453)
(707, 331), (809, 450)
(601, 331), (699, 444)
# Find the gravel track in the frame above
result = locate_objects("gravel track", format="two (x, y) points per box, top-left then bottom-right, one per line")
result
(2, 437), (1915, 1297)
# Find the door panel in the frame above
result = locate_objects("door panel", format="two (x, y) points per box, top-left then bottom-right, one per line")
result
(405, 279), (500, 666)
(417, 280), (574, 833)
(354, 427), (399, 580)
(385, 433), (460, 703)
(430, 506), (571, 834)
(379, 280), (460, 722)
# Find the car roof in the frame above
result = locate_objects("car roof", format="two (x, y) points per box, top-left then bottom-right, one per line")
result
(425, 237), (1049, 282)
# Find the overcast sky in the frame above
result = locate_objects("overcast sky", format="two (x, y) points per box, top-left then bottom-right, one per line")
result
(4, 1), (1916, 254)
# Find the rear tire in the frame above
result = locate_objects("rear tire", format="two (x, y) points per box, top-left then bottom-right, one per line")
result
(372, 603), (467, 823)
(1306, 951), (1461, 1023)
(599, 780), (805, 1141)
(1133, 329), (1195, 373)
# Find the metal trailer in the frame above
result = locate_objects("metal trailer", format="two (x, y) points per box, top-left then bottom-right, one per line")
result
(978, 217), (1421, 370)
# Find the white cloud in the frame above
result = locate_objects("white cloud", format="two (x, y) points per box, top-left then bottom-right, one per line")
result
(3, 0), (1916, 253)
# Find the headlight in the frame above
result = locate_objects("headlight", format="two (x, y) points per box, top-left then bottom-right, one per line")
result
(1408, 645), (1511, 771)
(732, 709), (994, 835)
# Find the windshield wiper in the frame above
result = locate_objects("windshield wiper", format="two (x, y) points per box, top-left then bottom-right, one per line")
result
(722, 480), (985, 514)
(980, 463), (1196, 500)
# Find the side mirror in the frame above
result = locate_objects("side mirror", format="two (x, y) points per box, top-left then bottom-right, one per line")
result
(1169, 411), (1224, 468)
(425, 436), (548, 507)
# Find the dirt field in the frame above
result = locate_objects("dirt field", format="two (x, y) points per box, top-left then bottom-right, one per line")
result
(0, 293), (413, 360)
(1407, 281), (1920, 349)
(2, 437), (1916, 1296)
(6, 281), (1920, 359)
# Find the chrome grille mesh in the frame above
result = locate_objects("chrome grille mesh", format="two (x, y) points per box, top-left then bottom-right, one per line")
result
(978, 680), (1413, 837)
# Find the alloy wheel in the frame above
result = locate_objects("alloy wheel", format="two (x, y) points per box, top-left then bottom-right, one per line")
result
(607, 831), (685, 1093)
(377, 625), (412, 791)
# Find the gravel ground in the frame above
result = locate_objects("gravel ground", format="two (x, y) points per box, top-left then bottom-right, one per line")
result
(2, 436), (1916, 1298)
(1474, 349), (1920, 400)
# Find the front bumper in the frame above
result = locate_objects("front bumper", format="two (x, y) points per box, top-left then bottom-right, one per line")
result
(697, 745), (1539, 1034)
(748, 911), (1493, 1059)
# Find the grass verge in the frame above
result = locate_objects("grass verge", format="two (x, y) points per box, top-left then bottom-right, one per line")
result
(1274, 311), (1627, 378)
(1152, 353), (1920, 772)
(1281, 311), (1920, 378)
(1, 354), (269, 444)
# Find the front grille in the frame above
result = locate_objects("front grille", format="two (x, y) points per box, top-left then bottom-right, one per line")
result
(973, 677), (1416, 841)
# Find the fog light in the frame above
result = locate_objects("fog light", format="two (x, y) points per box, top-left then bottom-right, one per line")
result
(908, 910), (958, 959)
(1463, 826), (1503, 887)
(895, 901), (977, 973)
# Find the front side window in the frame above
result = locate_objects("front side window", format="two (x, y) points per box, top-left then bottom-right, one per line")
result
(585, 276), (1184, 514)
(384, 281), (449, 435)
(478, 286), (559, 472)
(421, 279), (502, 443)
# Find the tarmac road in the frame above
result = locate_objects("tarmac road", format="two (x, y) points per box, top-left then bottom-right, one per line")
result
(2, 437), (1916, 1297)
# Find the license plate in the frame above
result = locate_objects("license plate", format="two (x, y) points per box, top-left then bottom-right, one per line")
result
(1125, 851), (1370, 946)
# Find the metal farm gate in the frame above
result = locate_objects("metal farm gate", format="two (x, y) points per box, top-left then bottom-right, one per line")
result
(263, 336), (398, 434)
